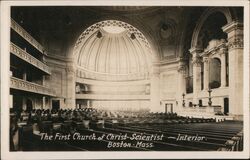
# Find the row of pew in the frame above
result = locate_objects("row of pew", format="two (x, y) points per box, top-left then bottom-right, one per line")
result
(10, 108), (243, 151)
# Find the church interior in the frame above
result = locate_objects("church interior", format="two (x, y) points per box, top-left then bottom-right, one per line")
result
(9, 6), (244, 151)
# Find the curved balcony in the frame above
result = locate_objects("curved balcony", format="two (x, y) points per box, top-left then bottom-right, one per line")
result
(10, 77), (55, 96)
(75, 94), (150, 100)
(76, 68), (150, 82)
(11, 19), (45, 54)
(10, 43), (51, 75)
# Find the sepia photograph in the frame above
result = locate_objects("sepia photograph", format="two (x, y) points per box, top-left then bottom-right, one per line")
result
(1, 0), (249, 159)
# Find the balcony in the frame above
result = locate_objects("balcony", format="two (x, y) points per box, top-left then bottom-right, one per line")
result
(76, 68), (149, 81)
(11, 19), (45, 54)
(10, 77), (55, 96)
(76, 94), (150, 100)
(10, 43), (51, 75)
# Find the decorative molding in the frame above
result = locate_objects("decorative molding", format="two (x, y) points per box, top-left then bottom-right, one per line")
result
(177, 59), (186, 74)
(203, 39), (227, 57)
(227, 37), (243, 50)
(177, 65), (186, 75)
(192, 56), (202, 66)
(222, 21), (243, 34)
(10, 43), (51, 75)
(74, 20), (150, 50)
(11, 19), (45, 55)
(65, 67), (76, 74)
(218, 47), (228, 56)
(10, 77), (55, 96)
(202, 56), (209, 63)
(189, 47), (203, 55)
(222, 21), (243, 50)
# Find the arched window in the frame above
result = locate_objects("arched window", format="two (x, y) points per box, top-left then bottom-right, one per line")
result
(209, 58), (221, 89)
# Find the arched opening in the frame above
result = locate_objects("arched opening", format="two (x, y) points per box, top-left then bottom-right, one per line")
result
(191, 7), (233, 49)
(74, 20), (153, 81)
(188, 8), (230, 95)
(73, 20), (154, 112)
(209, 58), (221, 89)
(197, 12), (228, 49)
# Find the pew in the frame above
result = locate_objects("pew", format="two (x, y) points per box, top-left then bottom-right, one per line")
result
(10, 108), (243, 151)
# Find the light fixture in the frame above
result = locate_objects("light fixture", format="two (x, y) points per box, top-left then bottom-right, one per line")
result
(96, 31), (102, 38)
(130, 33), (136, 40)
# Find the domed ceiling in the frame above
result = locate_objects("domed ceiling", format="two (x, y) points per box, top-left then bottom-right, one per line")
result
(74, 20), (152, 81)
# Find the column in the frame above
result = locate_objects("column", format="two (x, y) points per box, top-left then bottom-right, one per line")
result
(22, 97), (27, 111)
(65, 63), (76, 109)
(9, 94), (13, 109)
(42, 96), (46, 109)
(203, 56), (209, 90)
(87, 100), (90, 107)
(189, 47), (203, 106)
(177, 59), (186, 111)
(42, 55), (46, 63)
(222, 21), (243, 119)
(22, 71), (27, 81)
(219, 47), (227, 88)
(42, 75), (46, 86)
(150, 65), (161, 112)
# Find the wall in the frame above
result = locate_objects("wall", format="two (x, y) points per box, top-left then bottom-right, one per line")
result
(159, 62), (179, 112)
(45, 55), (73, 109)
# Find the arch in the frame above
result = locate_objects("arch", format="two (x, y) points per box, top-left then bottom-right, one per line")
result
(191, 7), (234, 49)
(73, 19), (157, 81)
(73, 20), (153, 57)
(71, 16), (160, 62)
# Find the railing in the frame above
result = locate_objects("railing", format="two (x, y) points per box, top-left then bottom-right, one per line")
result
(11, 19), (45, 54)
(182, 105), (222, 113)
(76, 68), (149, 81)
(10, 43), (51, 75)
(10, 77), (55, 96)
(76, 94), (150, 100)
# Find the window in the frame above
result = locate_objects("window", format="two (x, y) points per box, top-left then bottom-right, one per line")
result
(209, 58), (221, 89)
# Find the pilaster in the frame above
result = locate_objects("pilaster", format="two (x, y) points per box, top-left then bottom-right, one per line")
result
(222, 21), (243, 118)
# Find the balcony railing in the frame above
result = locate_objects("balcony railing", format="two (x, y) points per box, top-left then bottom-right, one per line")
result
(182, 105), (222, 114)
(76, 68), (149, 81)
(10, 77), (55, 96)
(10, 43), (51, 75)
(76, 94), (150, 100)
(11, 19), (45, 54)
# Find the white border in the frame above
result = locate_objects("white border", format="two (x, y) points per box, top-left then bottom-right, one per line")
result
(1, 0), (249, 159)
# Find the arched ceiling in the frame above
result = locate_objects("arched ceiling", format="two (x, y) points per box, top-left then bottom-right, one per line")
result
(10, 6), (242, 62)
(74, 20), (152, 81)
